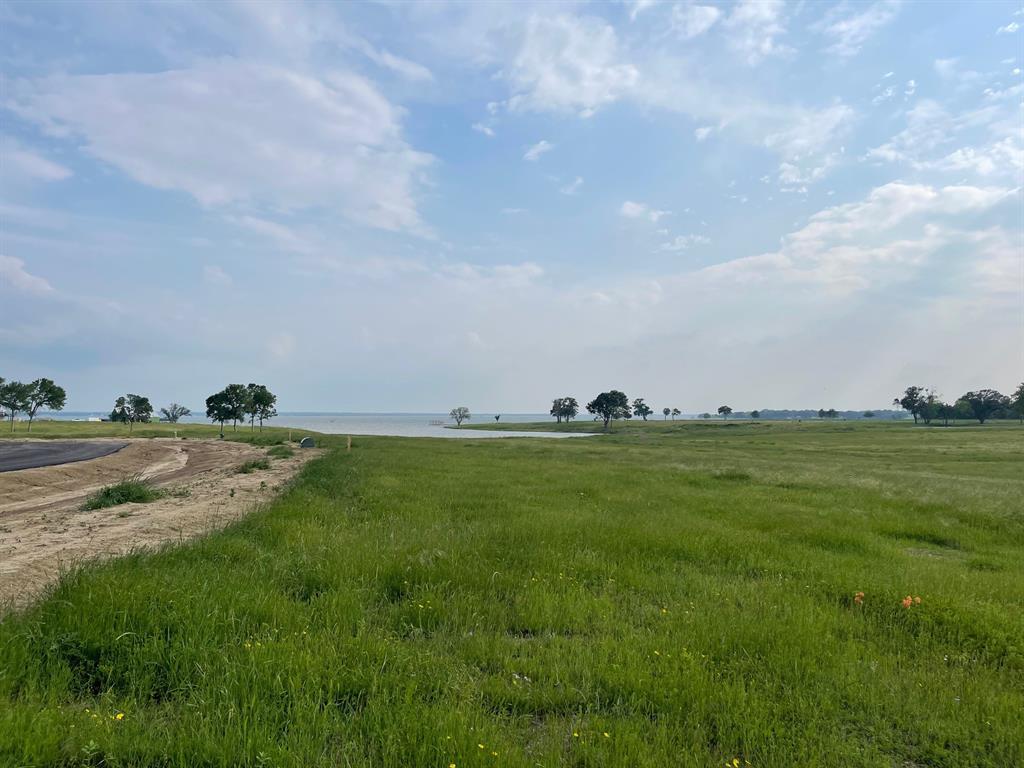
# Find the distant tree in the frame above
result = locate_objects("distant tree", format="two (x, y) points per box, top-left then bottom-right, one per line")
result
(863, 411), (875, 418)
(159, 403), (191, 423)
(1011, 382), (1024, 424)
(956, 390), (1009, 424)
(450, 406), (471, 426)
(551, 397), (579, 423)
(826, 408), (838, 420)
(717, 405), (732, 420)
(671, 407), (680, 420)
(110, 393), (153, 433)
(632, 398), (653, 421)
(205, 390), (236, 437)
(245, 383), (277, 431)
(550, 398), (565, 423)
(662, 407), (671, 420)
(586, 390), (630, 429)
(701, 412), (711, 420)
(24, 378), (66, 432)
(750, 409), (761, 419)
(0, 380), (32, 432)
(935, 401), (957, 426)
(893, 386), (927, 424)
(494, 414), (501, 422)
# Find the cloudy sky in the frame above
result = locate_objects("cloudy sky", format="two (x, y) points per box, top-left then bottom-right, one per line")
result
(1, 1), (1021, 412)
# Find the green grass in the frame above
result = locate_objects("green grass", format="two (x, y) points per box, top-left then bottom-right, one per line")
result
(1, 422), (1022, 767)
(0, 419), (315, 446)
(266, 445), (295, 459)
(81, 477), (165, 511)
(236, 458), (272, 474)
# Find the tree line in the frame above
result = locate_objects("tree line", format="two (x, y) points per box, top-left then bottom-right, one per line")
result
(894, 384), (1024, 425)
(0, 377), (66, 432)
(0, 376), (279, 434)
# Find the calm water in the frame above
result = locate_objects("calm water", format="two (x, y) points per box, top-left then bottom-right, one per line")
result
(45, 412), (595, 439)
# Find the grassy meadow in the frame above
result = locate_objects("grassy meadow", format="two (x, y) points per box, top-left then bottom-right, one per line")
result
(1, 420), (1022, 767)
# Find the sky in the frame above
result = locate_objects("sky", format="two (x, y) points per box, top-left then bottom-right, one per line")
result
(1, 0), (1022, 413)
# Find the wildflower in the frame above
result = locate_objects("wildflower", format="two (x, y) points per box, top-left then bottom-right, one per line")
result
(449, 764), (456, 768)
(914, 596), (921, 605)
(573, 732), (579, 738)
(603, 732), (610, 738)
(902, 595), (913, 608)
(733, 760), (741, 768)
(491, 752), (498, 757)
(478, 744), (485, 750)
(660, 608), (668, 615)
(854, 591), (864, 605)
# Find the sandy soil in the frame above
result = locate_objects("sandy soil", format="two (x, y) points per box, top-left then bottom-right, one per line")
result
(0, 438), (321, 609)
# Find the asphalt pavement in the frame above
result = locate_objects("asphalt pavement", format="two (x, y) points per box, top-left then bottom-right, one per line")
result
(0, 441), (127, 472)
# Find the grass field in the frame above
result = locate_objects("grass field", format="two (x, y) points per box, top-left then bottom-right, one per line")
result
(0, 419), (315, 445)
(1, 421), (1022, 767)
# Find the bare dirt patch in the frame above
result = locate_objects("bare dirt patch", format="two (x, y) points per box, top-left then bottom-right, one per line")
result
(0, 438), (321, 609)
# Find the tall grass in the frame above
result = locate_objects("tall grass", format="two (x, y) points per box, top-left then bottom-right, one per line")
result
(1, 422), (1021, 767)
(81, 477), (165, 511)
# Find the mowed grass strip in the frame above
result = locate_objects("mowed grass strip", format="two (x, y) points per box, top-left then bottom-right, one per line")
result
(1, 423), (1022, 767)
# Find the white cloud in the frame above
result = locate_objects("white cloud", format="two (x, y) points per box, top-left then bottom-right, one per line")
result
(670, 5), (721, 39)
(1, 137), (72, 182)
(560, 176), (584, 195)
(506, 15), (639, 116)
(724, 0), (793, 64)
(997, 22), (1019, 34)
(501, 207), (526, 214)
(904, 79), (916, 98)
(628, 0), (657, 22)
(225, 215), (316, 254)
(694, 125), (714, 141)
(9, 59), (433, 233)
(359, 47), (433, 82)
(867, 96), (1024, 178)
(472, 122), (495, 137)
(621, 201), (671, 222)
(0, 255), (54, 295)
(815, 1), (900, 57)
(523, 139), (554, 161)
(202, 264), (233, 287)
(702, 182), (1017, 292)
(658, 234), (711, 251)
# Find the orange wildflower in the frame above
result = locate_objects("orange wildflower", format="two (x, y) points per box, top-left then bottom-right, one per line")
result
(854, 591), (864, 605)
(901, 595), (913, 608)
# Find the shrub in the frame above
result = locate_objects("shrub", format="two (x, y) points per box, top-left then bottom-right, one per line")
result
(267, 445), (294, 459)
(236, 458), (271, 474)
(82, 477), (164, 510)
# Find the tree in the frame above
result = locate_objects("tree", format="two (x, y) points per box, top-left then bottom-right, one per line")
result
(956, 390), (1009, 424)
(559, 397), (579, 422)
(750, 409), (761, 419)
(25, 378), (66, 431)
(1010, 382), (1024, 424)
(632, 398), (653, 421)
(586, 390), (630, 429)
(671, 408), (680, 420)
(206, 391), (234, 437)
(717, 405), (732, 420)
(551, 398), (565, 423)
(245, 383), (278, 431)
(159, 403), (191, 423)
(701, 412), (711, 420)
(935, 401), (957, 426)
(0, 380), (32, 432)
(863, 411), (875, 418)
(894, 386), (927, 424)
(662, 407), (670, 420)
(110, 393), (153, 433)
(550, 397), (578, 423)
(450, 406), (470, 426)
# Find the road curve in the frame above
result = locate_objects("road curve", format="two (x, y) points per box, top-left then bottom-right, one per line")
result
(0, 441), (128, 472)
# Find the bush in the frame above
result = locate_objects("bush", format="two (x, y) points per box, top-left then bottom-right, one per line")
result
(236, 458), (271, 474)
(267, 445), (294, 459)
(82, 477), (164, 510)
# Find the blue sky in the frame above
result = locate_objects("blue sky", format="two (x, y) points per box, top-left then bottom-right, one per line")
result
(1, 0), (1021, 412)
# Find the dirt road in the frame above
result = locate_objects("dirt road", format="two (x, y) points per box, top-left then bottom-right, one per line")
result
(0, 438), (321, 609)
